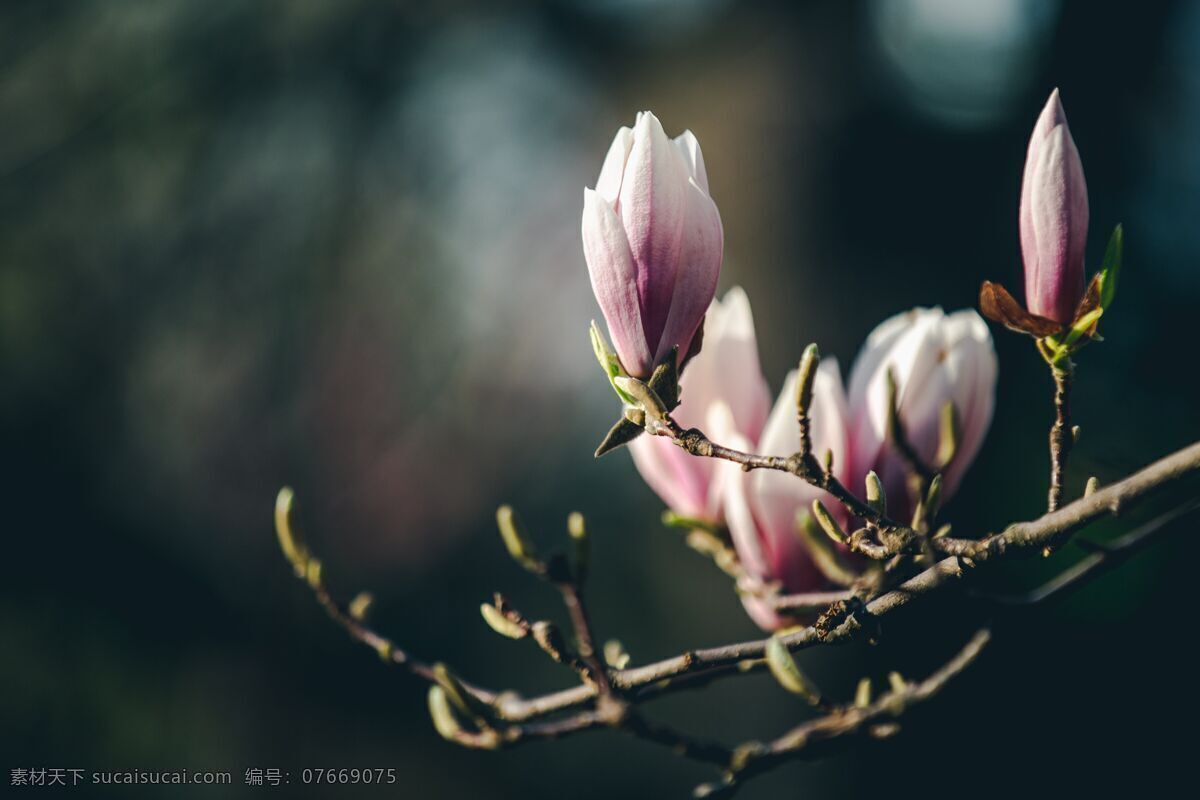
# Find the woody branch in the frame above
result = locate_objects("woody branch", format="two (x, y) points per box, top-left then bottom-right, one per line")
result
(274, 433), (1200, 793)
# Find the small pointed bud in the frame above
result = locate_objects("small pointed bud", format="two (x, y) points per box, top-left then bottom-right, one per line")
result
(855, 677), (873, 708)
(910, 500), (926, 530)
(887, 671), (908, 694)
(795, 343), (820, 419)
(432, 663), (474, 717)
(613, 376), (669, 421)
(795, 511), (859, 587)
(822, 448), (834, 473)
(480, 603), (528, 640)
(935, 401), (961, 469)
(427, 686), (463, 741)
(567, 511), (589, 584)
(431, 665), (493, 731)
(349, 592), (374, 621)
(274, 486), (310, 577)
(923, 475), (943, 521)
(1072, 425), (1081, 444)
(884, 368), (901, 442)
(811, 499), (847, 544)
(603, 639), (631, 669)
(933, 523), (952, 540)
(1084, 476), (1100, 497)
(865, 471), (887, 517)
(765, 636), (822, 705)
(496, 505), (540, 572)
(1097, 224), (1123, 312)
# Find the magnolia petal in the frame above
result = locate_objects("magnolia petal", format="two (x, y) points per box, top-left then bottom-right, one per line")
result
(846, 307), (996, 516)
(751, 365), (849, 589)
(847, 309), (938, 488)
(628, 435), (714, 522)
(581, 189), (652, 377)
(653, 176), (723, 367)
(672, 287), (769, 442)
(619, 111), (689, 351)
(940, 311), (996, 495)
(717, 421), (770, 581)
(595, 126), (633, 206)
(673, 130), (710, 194)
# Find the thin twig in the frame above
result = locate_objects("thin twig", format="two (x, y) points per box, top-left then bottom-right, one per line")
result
(1048, 363), (1074, 512)
(771, 589), (858, 612)
(306, 574), (493, 698)
(936, 439), (1200, 561)
(620, 713), (734, 767)
(554, 577), (612, 694)
(700, 629), (992, 796)
(984, 500), (1199, 605)
(884, 367), (939, 499)
(657, 418), (911, 542)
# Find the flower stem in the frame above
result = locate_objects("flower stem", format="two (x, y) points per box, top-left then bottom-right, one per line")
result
(1048, 362), (1074, 512)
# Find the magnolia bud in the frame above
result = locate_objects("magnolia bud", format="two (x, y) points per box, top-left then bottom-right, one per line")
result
(1020, 89), (1090, 324)
(582, 111), (723, 378)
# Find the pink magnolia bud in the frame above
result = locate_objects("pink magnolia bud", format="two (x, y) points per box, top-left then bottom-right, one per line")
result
(628, 288), (771, 522)
(847, 308), (997, 521)
(1020, 89), (1090, 324)
(582, 111), (723, 378)
(720, 361), (851, 631)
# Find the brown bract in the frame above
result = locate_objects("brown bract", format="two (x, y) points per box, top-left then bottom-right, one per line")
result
(978, 276), (1104, 342)
(978, 280), (1063, 337)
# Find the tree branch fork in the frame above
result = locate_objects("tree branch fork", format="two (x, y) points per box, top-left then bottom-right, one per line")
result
(274, 398), (1200, 796)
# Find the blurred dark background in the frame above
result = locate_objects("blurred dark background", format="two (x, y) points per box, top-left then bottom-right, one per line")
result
(4, 1), (1200, 797)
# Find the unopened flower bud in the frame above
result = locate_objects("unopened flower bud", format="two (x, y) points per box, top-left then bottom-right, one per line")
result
(582, 111), (723, 378)
(1020, 89), (1089, 324)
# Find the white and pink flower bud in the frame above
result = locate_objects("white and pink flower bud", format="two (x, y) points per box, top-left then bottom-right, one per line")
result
(582, 111), (723, 378)
(628, 288), (771, 522)
(720, 361), (852, 631)
(847, 308), (997, 521)
(1020, 89), (1090, 324)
